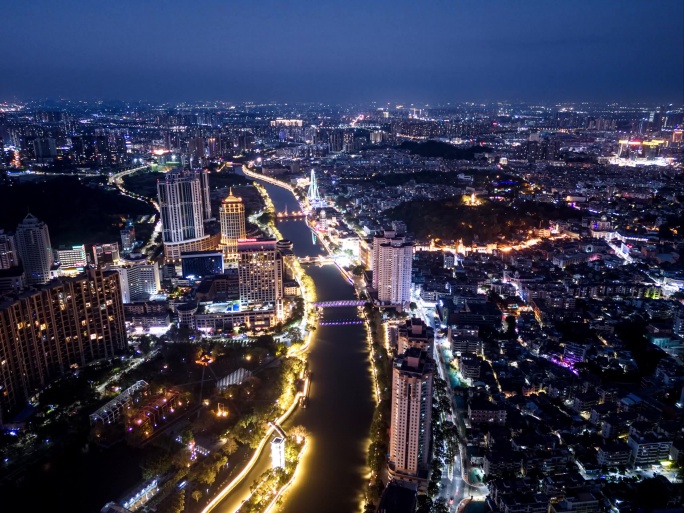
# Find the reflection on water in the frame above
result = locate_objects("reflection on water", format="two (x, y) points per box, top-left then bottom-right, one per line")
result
(249, 176), (374, 513)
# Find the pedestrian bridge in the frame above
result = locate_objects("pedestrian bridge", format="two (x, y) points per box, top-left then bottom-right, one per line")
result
(312, 300), (367, 308)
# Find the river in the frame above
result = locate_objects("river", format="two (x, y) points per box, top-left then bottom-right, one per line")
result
(214, 174), (375, 513)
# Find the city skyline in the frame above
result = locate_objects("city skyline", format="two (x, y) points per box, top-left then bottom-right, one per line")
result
(1, 2), (683, 512)
(1, 1), (682, 104)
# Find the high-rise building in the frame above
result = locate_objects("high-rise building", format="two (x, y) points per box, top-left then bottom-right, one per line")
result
(397, 318), (433, 354)
(158, 168), (214, 260)
(197, 168), (212, 221)
(237, 238), (283, 323)
(219, 188), (247, 265)
(109, 262), (161, 303)
(0, 269), (126, 414)
(372, 229), (413, 306)
(15, 214), (53, 285)
(0, 230), (18, 270)
(389, 346), (434, 492)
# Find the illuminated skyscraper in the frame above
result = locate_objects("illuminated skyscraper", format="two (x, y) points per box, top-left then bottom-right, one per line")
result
(15, 214), (53, 285)
(372, 229), (413, 307)
(237, 238), (283, 324)
(219, 188), (246, 265)
(389, 347), (434, 492)
(158, 169), (214, 260)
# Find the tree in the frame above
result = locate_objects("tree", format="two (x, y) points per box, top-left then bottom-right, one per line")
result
(138, 335), (152, 354)
(432, 498), (450, 513)
(165, 490), (185, 513)
(221, 436), (238, 456)
(288, 425), (310, 443)
(191, 489), (202, 503)
(416, 495), (433, 513)
(352, 264), (366, 276)
(409, 302), (418, 311)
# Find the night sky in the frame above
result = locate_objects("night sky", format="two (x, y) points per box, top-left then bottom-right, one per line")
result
(1, 0), (682, 103)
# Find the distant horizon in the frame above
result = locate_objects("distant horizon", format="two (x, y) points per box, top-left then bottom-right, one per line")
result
(1, 96), (683, 108)
(1, 1), (682, 105)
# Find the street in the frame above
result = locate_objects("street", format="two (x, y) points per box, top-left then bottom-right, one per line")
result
(413, 297), (488, 511)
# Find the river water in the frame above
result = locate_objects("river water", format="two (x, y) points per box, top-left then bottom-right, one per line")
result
(215, 176), (374, 513)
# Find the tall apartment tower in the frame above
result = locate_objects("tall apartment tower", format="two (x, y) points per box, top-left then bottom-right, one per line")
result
(0, 269), (126, 414)
(237, 238), (283, 322)
(389, 347), (434, 492)
(397, 317), (434, 354)
(15, 214), (53, 285)
(219, 188), (247, 266)
(0, 230), (18, 270)
(372, 229), (413, 306)
(158, 169), (214, 260)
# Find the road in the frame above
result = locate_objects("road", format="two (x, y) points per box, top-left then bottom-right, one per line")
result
(413, 297), (487, 510)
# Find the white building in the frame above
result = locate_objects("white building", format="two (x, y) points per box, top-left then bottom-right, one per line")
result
(109, 262), (161, 303)
(271, 437), (286, 469)
(389, 347), (434, 492)
(372, 229), (413, 307)
(15, 214), (53, 285)
(158, 168), (212, 260)
(54, 244), (87, 269)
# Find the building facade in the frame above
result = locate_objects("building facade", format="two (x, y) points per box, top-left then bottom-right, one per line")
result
(372, 230), (413, 307)
(109, 262), (161, 303)
(237, 238), (283, 323)
(15, 214), (53, 285)
(180, 251), (224, 279)
(158, 168), (212, 261)
(389, 347), (434, 492)
(218, 188), (247, 266)
(0, 269), (127, 414)
(0, 230), (18, 270)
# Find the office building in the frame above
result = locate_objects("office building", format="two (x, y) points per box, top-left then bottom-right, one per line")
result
(0, 269), (126, 414)
(180, 251), (224, 279)
(237, 238), (283, 323)
(0, 230), (18, 270)
(54, 244), (87, 269)
(14, 214), (53, 285)
(109, 262), (161, 303)
(158, 168), (214, 261)
(389, 347), (434, 492)
(92, 242), (120, 266)
(218, 188), (247, 265)
(372, 229), (413, 307)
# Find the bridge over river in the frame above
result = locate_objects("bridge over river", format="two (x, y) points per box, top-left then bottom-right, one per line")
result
(312, 300), (366, 308)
